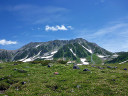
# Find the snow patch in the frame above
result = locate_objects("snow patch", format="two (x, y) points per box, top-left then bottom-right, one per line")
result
(41, 55), (53, 59)
(113, 54), (118, 57)
(119, 60), (128, 64)
(97, 55), (106, 58)
(70, 49), (76, 56)
(23, 58), (33, 62)
(77, 58), (89, 65)
(33, 51), (42, 58)
(51, 51), (57, 55)
(22, 51), (41, 62)
(18, 55), (28, 61)
(67, 61), (72, 64)
(81, 45), (92, 54)
(35, 44), (41, 48)
(41, 50), (58, 60)
(22, 50), (58, 62)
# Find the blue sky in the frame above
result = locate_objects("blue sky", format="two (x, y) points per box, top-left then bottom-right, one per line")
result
(0, 0), (128, 52)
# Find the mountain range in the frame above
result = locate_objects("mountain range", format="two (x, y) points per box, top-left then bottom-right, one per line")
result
(0, 38), (121, 64)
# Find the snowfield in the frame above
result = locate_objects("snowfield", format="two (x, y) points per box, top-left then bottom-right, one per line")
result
(21, 50), (58, 62)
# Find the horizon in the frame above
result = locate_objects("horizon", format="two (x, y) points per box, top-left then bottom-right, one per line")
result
(0, 0), (128, 52)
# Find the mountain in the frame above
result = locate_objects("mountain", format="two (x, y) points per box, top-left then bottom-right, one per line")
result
(0, 49), (15, 62)
(107, 52), (128, 64)
(0, 38), (113, 64)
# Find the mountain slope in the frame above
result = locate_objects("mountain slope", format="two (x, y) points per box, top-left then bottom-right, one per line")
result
(107, 52), (128, 64)
(0, 49), (15, 62)
(0, 38), (113, 63)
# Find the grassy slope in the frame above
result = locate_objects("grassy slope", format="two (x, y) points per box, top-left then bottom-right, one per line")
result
(86, 54), (102, 64)
(0, 62), (128, 96)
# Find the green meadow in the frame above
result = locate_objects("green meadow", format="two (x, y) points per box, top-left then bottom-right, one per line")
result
(0, 61), (128, 96)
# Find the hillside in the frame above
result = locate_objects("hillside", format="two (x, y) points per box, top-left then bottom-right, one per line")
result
(107, 52), (128, 64)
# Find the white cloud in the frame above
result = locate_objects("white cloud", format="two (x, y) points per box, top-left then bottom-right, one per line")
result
(67, 26), (73, 30)
(0, 39), (17, 45)
(45, 25), (72, 31)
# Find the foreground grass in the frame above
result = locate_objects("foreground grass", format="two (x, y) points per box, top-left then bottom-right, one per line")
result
(0, 62), (128, 96)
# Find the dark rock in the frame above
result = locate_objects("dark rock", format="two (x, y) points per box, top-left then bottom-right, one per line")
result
(112, 79), (116, 81)
(21, 82), (26, 85)
(97, 66), (104, 69)
(0, 67), (3, 69)
(0, 75), (12, 81)
(107, 66), (112, 68)
(77, 85), (81, 89)
(48, 65), (51, 68)
(83, 69), (90, 71)
(14, 68), (18, 71)
(92, 65), (96, 67)
(17, 70), (27, 73)
(0, 82), (10, 90)
(54, 85), (58, 90)
(124, 68), (127, 70)
(0, 78), (4, 81)
(14, 63), (18, 65)
(107, 66), (118, 69)
(73, 65), (80, 69)
(61, 80), (66, 81)
(113, 66), (118, 69)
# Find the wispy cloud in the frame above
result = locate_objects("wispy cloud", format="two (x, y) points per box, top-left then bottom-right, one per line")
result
(87, 23), (128, 38)
(3, 4), (69, 24)
(76, 19), (128, 52)
(45, 25), (73, 31)
(0, 39), (17, 45)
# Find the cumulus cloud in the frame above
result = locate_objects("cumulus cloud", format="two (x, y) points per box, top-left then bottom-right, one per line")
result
(45, 25), (73, 31)
(0, 39), (17, 45)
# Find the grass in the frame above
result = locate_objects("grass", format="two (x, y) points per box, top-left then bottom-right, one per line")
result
(0, 62), (128, 96)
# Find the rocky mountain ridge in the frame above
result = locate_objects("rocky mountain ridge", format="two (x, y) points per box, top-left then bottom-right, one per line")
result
(0, 38), (113, 64)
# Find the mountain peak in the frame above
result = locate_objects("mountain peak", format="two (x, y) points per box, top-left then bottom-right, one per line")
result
(0, 38), (112, 62)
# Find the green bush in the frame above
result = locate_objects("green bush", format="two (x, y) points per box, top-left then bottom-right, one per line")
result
(58, 60), (67, 64)
(41, 60), (51, 66)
